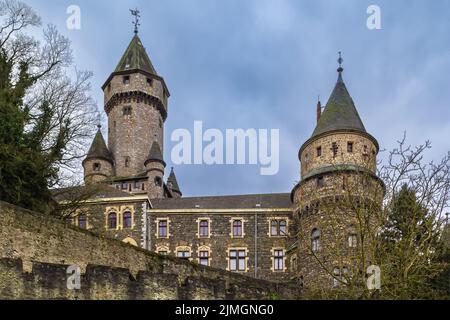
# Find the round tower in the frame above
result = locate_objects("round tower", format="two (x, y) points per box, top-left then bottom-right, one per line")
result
(102, 32), (169, 178)
(144, 141), (165, 199)
(83, 125), (114, 185)
(291, 54), (385, 291)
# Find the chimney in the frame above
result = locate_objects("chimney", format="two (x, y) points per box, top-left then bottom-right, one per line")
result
(316, 100), (322, 123)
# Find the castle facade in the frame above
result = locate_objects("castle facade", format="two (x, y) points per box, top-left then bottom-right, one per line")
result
(57, 30), (382, 288)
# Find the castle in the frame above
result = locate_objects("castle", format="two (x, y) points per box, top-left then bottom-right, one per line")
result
(56, 26), (383, 289)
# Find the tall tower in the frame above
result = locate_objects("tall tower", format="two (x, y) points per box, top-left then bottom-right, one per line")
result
(102, 23), (170, 179)
(291, 54), (384, 290)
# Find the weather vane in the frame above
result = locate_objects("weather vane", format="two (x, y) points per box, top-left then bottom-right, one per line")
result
(130, 8), (141, 35)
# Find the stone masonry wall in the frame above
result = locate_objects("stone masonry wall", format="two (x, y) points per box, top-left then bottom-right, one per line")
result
(0, 201), (299, 300)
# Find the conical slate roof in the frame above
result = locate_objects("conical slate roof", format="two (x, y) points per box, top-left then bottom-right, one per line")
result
(167, 167), (181, 194)
(312, 71), (366, 138)
(85, 127), (113, 164)
(115, 35), (158, 75)
(146, 141), (165, 165)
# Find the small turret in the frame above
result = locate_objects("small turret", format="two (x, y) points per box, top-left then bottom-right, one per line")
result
(167, 167), (182, 198)
(145, 141), (165, 199)
(83, 125), (114, 185)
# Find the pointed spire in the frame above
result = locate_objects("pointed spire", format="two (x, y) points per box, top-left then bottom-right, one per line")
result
(311, 54), (366, 138)
(145, 141), (166, 167)
(84, 126), (114, 164)
(114, 34), (158, 75)
(167, 167), (182, 196)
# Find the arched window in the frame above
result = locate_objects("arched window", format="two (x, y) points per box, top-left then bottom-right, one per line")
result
(233, 220), (243, 237)
(311, 228), (320, 252)
(123, 211), (132, 229)
(108, 212), (117, 229)
(78, 214), (87, 229)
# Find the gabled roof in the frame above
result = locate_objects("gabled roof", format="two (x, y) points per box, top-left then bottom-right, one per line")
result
(84, 127), (113, 164)
(311, 70), (366, 139)
(167, 168), (181, 195)
(115, 35), (158, 75)
(145, 141), (165, 166)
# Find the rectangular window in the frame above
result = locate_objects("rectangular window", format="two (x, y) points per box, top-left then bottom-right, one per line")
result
(317, 176), (324, 188)
(123, 106), (132, 116)
(316, 146), (322, 157)
(229, 250), (246, 271)
(347, 142), (353, 153)
(177, 250), (190, 259)
(199, 251), (210, 266)
(147, 77), (153, 86)
(232, 220), (243, 237)
(158, 251), (168, 256)
(123, 76), (130, 85)
(273, 250), (284, 271)
(270, 219), (287, 236)
(158, 220), (168, 238)
(332, 142), (338, 157)
(199, 220), (209, 238)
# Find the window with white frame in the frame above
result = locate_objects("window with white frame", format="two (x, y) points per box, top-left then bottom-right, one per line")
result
(270, 219), (287, 236)
(273, 249), (284, 271)
(199, 250), (210, 266)
(229, 249), (246, 272)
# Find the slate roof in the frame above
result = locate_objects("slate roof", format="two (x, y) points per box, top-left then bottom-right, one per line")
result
(115, 35), (158, 75)
(145, 142), (165, 166)
(312, 70), (366, 138)
(167, 168), (181, 194)
(84, 128), (113, 164)
(150, 193), (292, 210)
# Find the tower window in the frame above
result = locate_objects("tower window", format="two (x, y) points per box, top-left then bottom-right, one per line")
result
(124, 157), (130, 168)
(316, 146), (322, 157)
(93, 163), (101, 171)
(147, 77), (153, 86)
(123, 76), (130, 85)
(347, 142), (353, 153)
(155, 176), (163, 187)
(123, 106), (132, 116)
(311, 228), (320, 252)
(332, 142), (338, 157)
(107, 83), (111, 92)
(363, 145), (368, 155)
(317, 176), (324, 188)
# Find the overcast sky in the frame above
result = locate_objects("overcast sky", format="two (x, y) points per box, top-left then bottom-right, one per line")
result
(23, 0), (450, 197)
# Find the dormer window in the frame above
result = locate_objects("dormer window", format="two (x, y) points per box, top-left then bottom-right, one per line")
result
(123, 76), (130, 85)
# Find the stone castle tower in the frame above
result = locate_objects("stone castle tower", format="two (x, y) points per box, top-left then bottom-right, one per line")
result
(291, 55), (384, 289)
(83, 28), (181, 199)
